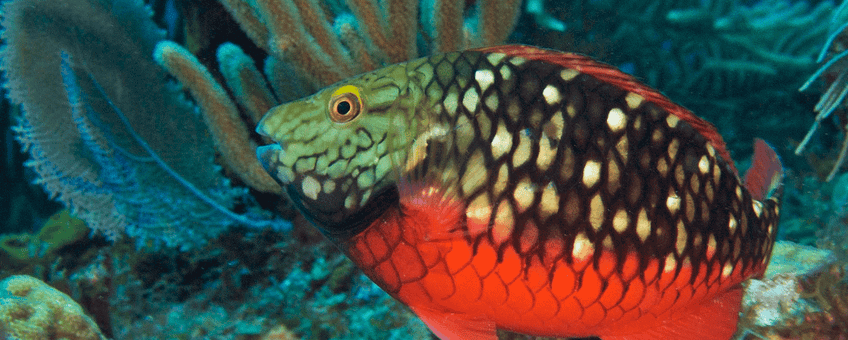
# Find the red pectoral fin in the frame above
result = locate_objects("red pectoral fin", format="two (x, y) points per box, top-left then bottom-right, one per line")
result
(397, 180), (468, 241)
(604, 287), (744, 340)
(410, 305), (498, 340)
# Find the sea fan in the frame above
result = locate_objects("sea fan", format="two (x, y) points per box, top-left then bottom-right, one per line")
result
(0, 0), (277, 249)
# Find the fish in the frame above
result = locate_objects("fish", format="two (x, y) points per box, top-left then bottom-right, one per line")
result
(255, 45), (784, 340)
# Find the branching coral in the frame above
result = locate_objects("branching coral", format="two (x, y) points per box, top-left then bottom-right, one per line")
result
(214, 0), (521, 86)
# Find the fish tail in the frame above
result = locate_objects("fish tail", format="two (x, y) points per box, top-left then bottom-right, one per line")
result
(743, 138), (784, 202)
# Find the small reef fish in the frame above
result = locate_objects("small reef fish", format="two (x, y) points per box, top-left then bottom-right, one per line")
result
(256, 45), (784, 340)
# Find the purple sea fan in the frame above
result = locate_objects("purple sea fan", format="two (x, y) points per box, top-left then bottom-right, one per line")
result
(0, 0), (276, 249)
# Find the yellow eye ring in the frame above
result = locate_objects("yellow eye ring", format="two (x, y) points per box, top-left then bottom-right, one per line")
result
(329, 85), (362, 123)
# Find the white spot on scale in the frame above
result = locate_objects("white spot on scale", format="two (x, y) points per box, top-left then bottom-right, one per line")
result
(675, 221), (687, 254)
(728, 215), (737, 233)
(491, 123), (512, 160)
(666, 194), (681, 214)
(699, 155), (710, 174)
(463, 88), (480, 112)
(706, 235), (717, 260)
(539, 182), (559, 219)
(561, 69), (579, 81)
(500, 65), (512, 81)
(707, 144), (716, 158)
(323, 180), (336, 194)
(485, 93), (499, 111)
(666, 115), (680, 128)
(536, 136), (557, 171)
(663, 255), (677, 273)
(475, 69), (495, 92)
(612, 209), (629, 233)
(346, 193), (362, 210)
(625, 92), (644, 109)
(493, 200), (514, 244)
(543, 85), (561, 105)
(636, 208), (651, 242)
(466, 195), (491, 222)
(721, 263), (733, 278)
(583, 160), (601, 188)
(487, 53), (506, 65)
(589, 194), (604, 231)
(752, 200), (763, 218)
(572, 232), (594, 261)
(513, 177), (535, 212)
(302, 176), (321, 200)
(513, 133), (532, 167)
(606, 108), (626, 133)
(444, 91), (459, 115)
(510, 56), (527, 66)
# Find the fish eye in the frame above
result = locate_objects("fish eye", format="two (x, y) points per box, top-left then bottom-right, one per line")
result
(329, 85), (362, 123)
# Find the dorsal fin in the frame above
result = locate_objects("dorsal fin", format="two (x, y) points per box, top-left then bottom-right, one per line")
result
(474, 45), (738, 175)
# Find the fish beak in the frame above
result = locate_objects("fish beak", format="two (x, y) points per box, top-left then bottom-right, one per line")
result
(255, 112), (273, 137)
(256, 144), (290, 183)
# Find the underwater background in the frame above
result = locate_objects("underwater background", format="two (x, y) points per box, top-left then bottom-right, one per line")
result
(0, 0), (847, 339)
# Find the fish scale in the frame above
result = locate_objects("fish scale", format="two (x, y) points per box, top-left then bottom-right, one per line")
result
(256, 45), (783, 340)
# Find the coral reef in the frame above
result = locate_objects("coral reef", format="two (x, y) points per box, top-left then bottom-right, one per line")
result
(764, 241), (836, 278)
(732, 240), (848, 340)
(0, 0), (283, 249)
(796, 263), (848, 338)
(743, 274), (803, 329)
(103, 227), (429, 339)
(0, 275), (107, 340)
(3, 0), (848, 339)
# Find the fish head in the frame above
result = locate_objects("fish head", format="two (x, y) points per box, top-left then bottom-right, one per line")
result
(256, 63), (423, 240)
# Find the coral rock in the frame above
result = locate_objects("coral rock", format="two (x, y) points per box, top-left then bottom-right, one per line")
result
(0, 275), (106, 340)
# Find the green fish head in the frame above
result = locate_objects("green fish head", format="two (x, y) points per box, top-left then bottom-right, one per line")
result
(256, 63), (423, 239)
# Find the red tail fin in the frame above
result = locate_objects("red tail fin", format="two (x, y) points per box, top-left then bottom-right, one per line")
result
(744, 139), (783, 201)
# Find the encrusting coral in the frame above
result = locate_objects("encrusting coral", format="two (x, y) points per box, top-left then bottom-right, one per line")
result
(0, 275), (107, 340)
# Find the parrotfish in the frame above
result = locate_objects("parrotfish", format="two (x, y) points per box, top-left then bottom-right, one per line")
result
(256, 45), (783, 340)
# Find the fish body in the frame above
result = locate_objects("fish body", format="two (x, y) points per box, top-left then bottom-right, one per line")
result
(256, 45), (783, 340)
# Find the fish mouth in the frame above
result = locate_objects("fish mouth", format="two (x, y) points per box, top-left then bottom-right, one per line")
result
(256, 144), (291, 184)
